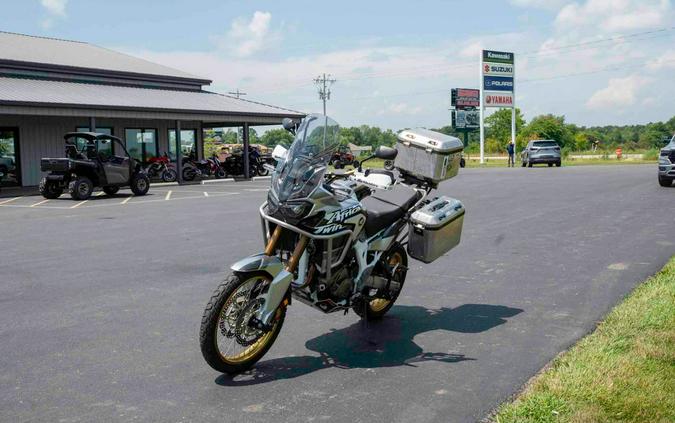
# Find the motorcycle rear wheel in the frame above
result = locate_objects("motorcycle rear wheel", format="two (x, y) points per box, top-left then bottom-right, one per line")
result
(200, 273), (286, 374)
(354, 244), (407, 320)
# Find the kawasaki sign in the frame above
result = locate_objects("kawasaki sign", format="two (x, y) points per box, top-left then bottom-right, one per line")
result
(482, 50), (514, 64)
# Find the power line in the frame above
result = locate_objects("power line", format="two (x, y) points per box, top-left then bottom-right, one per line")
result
(227, 89), (247, 99)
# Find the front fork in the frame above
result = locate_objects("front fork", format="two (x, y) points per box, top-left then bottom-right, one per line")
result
(231, 226), (308, 330)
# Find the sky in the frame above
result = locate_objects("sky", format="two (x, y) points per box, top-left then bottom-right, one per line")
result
(2, 0), (674, 130)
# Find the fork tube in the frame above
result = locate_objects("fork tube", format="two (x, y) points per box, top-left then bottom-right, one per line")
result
(286, 235), (309, 273)
(264, 226), (283, 256)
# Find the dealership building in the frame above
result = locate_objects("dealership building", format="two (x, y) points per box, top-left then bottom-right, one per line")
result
(0, 31), (303, 188)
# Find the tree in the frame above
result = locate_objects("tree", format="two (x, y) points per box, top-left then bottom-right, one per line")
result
(260, 128), (294, 147)
(519, 114), (573, 148)
(484, 108), (525, 145)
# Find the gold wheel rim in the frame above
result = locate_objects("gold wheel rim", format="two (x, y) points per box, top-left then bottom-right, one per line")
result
(214, 277), (279, 365)
(369, 251), (403, 313)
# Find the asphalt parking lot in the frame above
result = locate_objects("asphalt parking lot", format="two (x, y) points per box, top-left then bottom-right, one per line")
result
(1, 165), (673, 423)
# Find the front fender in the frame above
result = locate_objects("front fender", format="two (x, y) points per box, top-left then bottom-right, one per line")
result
(230, 253), (292, 327)
(230, 253), (284, 278)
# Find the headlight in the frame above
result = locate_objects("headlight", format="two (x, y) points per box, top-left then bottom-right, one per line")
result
(280, 201), (310, 219)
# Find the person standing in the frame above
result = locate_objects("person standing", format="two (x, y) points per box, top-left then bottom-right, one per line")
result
(507, 141), (515, 167)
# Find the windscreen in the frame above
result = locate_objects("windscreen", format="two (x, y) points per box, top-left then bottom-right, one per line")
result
(271, 114), (340, 202)
(532, 141), (558, 147)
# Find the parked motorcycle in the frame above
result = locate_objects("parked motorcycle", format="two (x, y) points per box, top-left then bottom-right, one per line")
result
(145, 153), (177, 182)
(199, 114), (466, 374)
(220, 147), (267, 177)
(182, 154), (225, 181)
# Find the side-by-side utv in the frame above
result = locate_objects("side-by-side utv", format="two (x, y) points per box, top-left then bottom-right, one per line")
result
(39, 132), (150, 200)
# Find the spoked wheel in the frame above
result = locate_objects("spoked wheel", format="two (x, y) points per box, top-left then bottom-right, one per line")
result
(354, 243), (408, 320)
(200, 274), (286, 374)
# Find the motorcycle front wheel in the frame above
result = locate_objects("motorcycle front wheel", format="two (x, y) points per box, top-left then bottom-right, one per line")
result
(162, 169), (177, 182)
(256, 165), (269, 177)
(200, 273), (286, 374)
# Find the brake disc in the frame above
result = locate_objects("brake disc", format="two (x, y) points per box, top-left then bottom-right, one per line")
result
(234, 298), (265, 346)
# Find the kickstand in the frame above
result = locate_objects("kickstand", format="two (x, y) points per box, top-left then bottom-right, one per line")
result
(362, 299), (377, 347)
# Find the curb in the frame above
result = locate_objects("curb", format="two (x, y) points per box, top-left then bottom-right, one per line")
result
(152, 182), (179, 187)
(201, 178), (236, 185)
(252, 175), (272, 181)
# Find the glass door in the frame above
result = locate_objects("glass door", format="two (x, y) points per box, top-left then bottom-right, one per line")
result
(125, 129), (158, 163)
(0, 128), (20, 187)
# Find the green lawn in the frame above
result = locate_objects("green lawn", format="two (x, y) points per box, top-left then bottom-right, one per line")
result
(493, 256), (675, 423)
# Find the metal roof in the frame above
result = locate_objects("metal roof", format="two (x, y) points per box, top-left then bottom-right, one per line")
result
(0, 77), (304, 119)
(0, 31), (208, 84)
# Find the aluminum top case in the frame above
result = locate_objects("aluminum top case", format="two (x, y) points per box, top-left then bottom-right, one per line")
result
(396, 128), (463, 186)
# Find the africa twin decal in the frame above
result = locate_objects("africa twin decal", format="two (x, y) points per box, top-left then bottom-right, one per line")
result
(313, 206), (362, 234)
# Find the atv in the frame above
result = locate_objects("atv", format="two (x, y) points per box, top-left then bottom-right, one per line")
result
(39, 132), (150, 201)
(329, 145), (359, 169)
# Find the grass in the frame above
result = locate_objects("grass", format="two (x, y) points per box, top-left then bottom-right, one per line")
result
(493, 256), (675, 423)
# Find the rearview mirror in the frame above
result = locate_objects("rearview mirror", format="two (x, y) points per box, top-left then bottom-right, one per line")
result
(373, 146), (398, 160)
(282, 118), (297, 135)
(272, 145), (288, 161)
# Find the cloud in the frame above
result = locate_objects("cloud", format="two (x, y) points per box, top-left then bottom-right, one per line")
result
(377, 102), (423, 116)
(510, 0), (567, 10)
(555, 0), (671, 32)
(647, 50), (675, 71)
(41, 0), (67, 16)
(586, 75), (651, 110)
(220, 11), (279, 57)
(40, 0), (68, 29)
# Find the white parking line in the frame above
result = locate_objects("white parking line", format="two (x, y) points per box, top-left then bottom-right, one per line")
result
(121, 196), (132, 205)
(70, 200), (88, 209)
(0, 196), (21, 205)
(30, 199), (50, 207)
(244, 188), (268, 192)
(165, 190), (172, 200)
(203, 191), (209, 197)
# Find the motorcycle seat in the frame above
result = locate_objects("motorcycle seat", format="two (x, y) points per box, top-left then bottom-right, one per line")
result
(362, 184), (422, 237)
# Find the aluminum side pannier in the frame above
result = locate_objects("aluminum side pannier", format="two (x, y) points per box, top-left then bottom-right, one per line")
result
(407, 196), (465, 263)
(395, 128), (463, 186)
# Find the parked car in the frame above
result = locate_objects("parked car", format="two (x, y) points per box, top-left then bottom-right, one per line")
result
(658, 134), (675, 187)
(39, 132), (150, 200)
(330, 145), (359, 169)
(521, 140), (561, 167)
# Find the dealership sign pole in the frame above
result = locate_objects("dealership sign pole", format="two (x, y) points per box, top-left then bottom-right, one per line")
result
(479, 49), (515, 164)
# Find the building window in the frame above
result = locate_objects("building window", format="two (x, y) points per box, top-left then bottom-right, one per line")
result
(77, 126), (113, 159)
(0, 128), (20, 187)
(168, 129), (197, 161)
(125, 128), (158, 163)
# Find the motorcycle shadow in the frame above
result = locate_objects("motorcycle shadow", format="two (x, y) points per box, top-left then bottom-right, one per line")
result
(215, 303), (523, 386)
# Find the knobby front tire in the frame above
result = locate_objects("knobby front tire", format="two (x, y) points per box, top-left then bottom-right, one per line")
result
(199, 274), (286, 374)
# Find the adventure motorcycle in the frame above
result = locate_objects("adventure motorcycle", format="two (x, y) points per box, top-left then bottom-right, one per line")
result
(145, 153), (177, 182)
(199, 114), (465, 374)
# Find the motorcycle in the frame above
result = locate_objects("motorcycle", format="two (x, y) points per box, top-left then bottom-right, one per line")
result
(199, 114), (465, 374)
(145, 153), (177, 182)
(182, 154), (225, 181)
(220, 147), (267, 177)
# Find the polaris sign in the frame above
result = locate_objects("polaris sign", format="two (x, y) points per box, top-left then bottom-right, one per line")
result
(483, 76), (514, 91)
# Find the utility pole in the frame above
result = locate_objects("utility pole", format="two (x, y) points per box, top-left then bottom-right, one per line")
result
(228, 89), (247, 99)
(313, 73), (336, 116)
